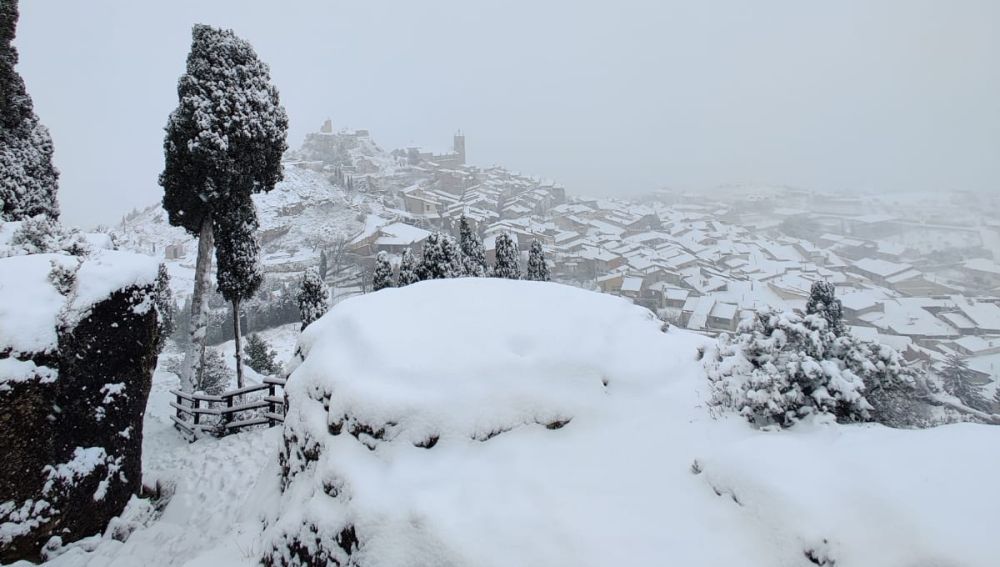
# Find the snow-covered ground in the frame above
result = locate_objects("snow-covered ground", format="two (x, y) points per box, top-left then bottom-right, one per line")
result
(25, 280), (1000, 567)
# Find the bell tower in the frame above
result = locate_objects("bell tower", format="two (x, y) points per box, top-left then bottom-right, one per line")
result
(453, 130), (466, 165)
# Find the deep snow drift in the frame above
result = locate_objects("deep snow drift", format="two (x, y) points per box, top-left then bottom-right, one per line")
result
(263, 279), (1000, 567)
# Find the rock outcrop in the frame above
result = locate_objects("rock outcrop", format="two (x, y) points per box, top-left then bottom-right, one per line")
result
(0, 250), (161, 563)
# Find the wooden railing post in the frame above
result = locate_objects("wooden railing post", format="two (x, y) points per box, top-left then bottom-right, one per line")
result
(267, 382), (276, 427)
(193, 396), (200, 429)
(223, 394), (234, 436)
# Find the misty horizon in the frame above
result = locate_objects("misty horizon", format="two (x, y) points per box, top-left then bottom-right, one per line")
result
(13, 0), (1000, 226)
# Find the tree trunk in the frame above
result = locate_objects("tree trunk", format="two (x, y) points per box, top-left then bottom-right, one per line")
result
(180, 217), (214, 392)
(233, 298), (245, 390)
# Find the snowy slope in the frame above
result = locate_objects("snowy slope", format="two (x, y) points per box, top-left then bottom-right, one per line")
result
(31, 280), (1000, 567)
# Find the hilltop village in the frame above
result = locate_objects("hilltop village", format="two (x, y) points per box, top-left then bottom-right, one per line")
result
(119, 121), (1000, 394)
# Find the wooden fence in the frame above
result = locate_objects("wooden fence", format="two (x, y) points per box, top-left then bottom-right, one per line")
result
(170, 376), (287, 440)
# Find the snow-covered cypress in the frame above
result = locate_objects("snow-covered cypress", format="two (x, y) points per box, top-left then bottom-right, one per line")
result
(196, 348), (230, 396)
(372, 251), (394, 291)
(0, 0), (60, 222)
(214, 196), (263, 388)
(297, 267), (329, 330)
(318, 249), (329, 280)
(458, 216), (487, 277)
(244, 333), (282, 376)
(806, 280), (844, 335)
(525, 238), (549, 282)
(941, 354), (989, 412)
(159, 24), (288, 392)
(417, 232), (461, 280)
(493, 232), (520, 280)
(154, 263), (175, 342)
(397, 248), (419, 287)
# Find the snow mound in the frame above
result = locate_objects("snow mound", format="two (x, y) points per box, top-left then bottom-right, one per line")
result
(286, 278), (671, 448)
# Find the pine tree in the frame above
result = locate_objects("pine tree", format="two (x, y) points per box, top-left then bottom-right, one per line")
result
(493, 232), (520, 279)
(372, 251), (394, 291)
(705, 309), (874, 428)
(159, 24), (288, 392)
(196, 348), (230, 396)
(0, 0), (60, 222)
(214, 196), (263, 388)
(806, 280), (844, 335)
(297, 267), (329, 330)
(942, 354), (989, 412)
(318, 249), (328, 280)
(154, 263), (175, 344)
(397, 248), (419, 286)
(418, 232), (461, 280)
(244, 333), (281, 376)
(526, 239), (549, 282)
(458, 216), (487, 277)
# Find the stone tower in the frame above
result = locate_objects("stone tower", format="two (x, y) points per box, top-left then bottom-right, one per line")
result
(453, 130), (466, 164)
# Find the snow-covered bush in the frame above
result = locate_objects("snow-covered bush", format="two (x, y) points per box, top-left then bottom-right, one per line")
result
(705, 309), (874, 427)
(9, 215), (61, 254)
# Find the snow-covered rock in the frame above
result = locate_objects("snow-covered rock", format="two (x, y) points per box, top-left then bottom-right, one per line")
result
(261, 278), (1000, 567)
(0, 249), (162, 563)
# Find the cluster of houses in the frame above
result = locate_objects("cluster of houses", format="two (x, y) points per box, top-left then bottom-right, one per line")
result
(292, 123), (1000, 393)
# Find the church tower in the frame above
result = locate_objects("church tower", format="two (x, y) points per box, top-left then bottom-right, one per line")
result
(453, 130), (466, 165)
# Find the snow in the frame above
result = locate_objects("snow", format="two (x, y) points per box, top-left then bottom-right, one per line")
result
(374, 222), (431, 247)
(0, 253), (74, 355)
(0, 250), (159, 358)
(67, 250), (161, 324)
(25, 280), (1000, 567)
(0, 358), (57, 391)
(264, 279), (1000, 567)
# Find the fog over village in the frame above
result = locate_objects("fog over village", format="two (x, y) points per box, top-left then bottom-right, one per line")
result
(1, 2), (999, 566)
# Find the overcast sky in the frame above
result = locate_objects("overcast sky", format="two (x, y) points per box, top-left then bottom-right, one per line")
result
(15, 0), (1000, 227)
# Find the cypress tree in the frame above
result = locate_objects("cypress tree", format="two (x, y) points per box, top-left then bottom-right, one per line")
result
(244, 333), (281, 376)
(214, 196), (263, 388)
(526, 239), (550, 282)
(942, 354), (989, 412)
(493, 233), (520, 279)
(0, 0), (59, 221)
(397, 248), (419, 286)
(318, 249), (328, 280)
(418, 232), (461, 280)
(458, 215), (487, 277)
(372, 251), (394, 291)
(297, 267), (329, 330)
(159, 24), (287, 391)
(154, 263), (175, 343)
(806, 280), (844, 335)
